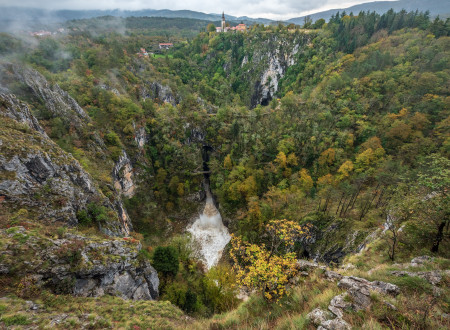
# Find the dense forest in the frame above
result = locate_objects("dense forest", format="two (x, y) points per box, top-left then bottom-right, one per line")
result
(0, 8), (449, 329)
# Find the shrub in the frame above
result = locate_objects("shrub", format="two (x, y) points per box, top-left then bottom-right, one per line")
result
(2, 314), (30, 326)
(16, 275), (40, 298)
(152, 246), (179, 277)
(76, 203), (109, 227)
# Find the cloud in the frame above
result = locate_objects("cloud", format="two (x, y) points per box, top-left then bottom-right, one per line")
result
(0, 0), (399, 19)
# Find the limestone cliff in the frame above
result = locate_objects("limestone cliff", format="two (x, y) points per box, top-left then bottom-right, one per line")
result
(0, 93), (131, 236)
(0, 226), (159, 300)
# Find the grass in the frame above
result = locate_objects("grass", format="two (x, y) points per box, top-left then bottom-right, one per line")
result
(0, 293), (187, 329)
(1, 314), (30, 326)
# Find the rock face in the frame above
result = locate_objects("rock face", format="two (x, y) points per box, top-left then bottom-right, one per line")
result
(0, 226), (159, 300)
(0, 93), (131, 236)
(133, 123), (148, 149)
(112, 151), (136, 198)
(139, 82), (177, 105)
(248, 35), (310, 107)
(1, 63), (89, 127)
(299, 217), (377, 265)
(0, 93), (47, 135)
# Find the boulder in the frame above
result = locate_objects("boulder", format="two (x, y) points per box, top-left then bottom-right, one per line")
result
(325, 270), (343, 282)
(296, 259), (326, 271)
(338, 276), (400, 297)
(328, 293), (352, 318)
(411, 256), (432, 266)
(318, 318), (351, 330)
(307, 308), (334, 326)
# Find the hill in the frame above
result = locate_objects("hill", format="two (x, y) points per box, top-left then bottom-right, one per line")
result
(288, 0), (450, 24)
(0, 7), (273, 32)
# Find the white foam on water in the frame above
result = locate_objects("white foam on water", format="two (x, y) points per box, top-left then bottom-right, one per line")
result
(187, 197), (231, 269)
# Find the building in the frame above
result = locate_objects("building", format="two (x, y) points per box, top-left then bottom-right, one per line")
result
(235, 24), (247, 31)
(221, 12), (226, 32)
(215, 13), (246, 33)
(159, 43), (174, 50)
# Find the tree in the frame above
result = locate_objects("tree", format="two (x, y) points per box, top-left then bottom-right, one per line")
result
(207, 23), (216, 33)
(415, 155), (449, 253)
(230, 220), (311, 302)
(152, 246), (179, 277)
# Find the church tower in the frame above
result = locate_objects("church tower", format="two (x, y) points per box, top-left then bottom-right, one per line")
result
(221, 12), (226, 32)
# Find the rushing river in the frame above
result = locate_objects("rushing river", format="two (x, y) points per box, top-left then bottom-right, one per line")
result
(187, 190), (230, 269)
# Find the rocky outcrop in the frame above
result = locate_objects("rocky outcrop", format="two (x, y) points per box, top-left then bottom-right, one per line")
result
(338, 276), (400, 298)
(1, 226), (159, 300)
(0, 93), (46, 135)
(139, 82), (177, 105)
(133, 123), (148, 149)
(307, 308), (334, 326)
(318, 317), (351, 330)
(248, 34), (311, 107)
(1, 63), (89, 127)
(307, 272), (399, 329)
(112, 151), (135, 198)
(390, 270), (443, 286)
(0, 93), (130, 236)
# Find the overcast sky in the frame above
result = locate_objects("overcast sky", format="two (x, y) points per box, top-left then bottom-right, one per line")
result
(0, 0), (399, 20)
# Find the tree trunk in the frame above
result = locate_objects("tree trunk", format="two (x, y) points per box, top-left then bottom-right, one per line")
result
(431, 221), (446, 253)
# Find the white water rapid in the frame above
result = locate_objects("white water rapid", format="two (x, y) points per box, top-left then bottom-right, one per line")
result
(187, 190), (231, 269)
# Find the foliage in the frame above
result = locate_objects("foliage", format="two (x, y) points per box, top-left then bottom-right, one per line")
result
(230, 220), (311, 302)
(152, 246), (180, 277)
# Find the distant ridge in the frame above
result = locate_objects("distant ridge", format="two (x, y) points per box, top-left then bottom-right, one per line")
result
(0, 7), (273, 32)
(288, 0), (450, 24)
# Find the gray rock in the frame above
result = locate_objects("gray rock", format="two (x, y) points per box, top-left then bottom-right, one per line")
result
(328, 294), (351, 318)
(339, 276), (400, 297)
(2, 228), (159, 301)
(411, 256), (432, 266)
(307, 308), (334, 326)
(0, 264), (9, 274)
(296, 259), (326, 271)
(112, 150), (135, 198)
(325, 270), (343, 282)
(0, 94), (131, 236)
(391, 270), (442, 286)
(5, 63), (89, 126)
(0, 93), (47, 135)
(318, 318), (351, 330)
(139, 82), (177, 105)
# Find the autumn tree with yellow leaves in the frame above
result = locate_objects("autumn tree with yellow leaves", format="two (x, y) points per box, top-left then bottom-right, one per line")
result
(230, 220), (311, 302)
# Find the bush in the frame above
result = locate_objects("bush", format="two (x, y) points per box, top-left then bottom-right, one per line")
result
(76, 203), (109, 226)
(2, 314), (30, 326)
(152, 246), (179, 277)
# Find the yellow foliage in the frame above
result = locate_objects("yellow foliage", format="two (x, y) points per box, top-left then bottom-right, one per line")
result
(229, 220), (311, 302)
(337, 160), (354, 179)
(298, 168), (314, 192)
(224, 154), (233, 170)
(275, 151), (287, 168)
(318, 148), (336, 166)
(287, 153), (299, 166)
(317, 174), (334, 187)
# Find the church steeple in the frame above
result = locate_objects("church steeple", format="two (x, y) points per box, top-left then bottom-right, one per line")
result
(221, 12), (226, 32)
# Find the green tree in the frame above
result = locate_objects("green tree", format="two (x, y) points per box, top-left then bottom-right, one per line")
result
(152, 246), (179, 277)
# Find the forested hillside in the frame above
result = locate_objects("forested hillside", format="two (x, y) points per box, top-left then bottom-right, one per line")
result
(0, 9), (449, 329)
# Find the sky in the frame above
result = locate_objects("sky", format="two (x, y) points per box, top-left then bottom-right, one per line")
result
(0, 0), (399, 20)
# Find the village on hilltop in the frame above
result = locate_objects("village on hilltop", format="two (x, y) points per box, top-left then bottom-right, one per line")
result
(215, 12), (246, 32)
